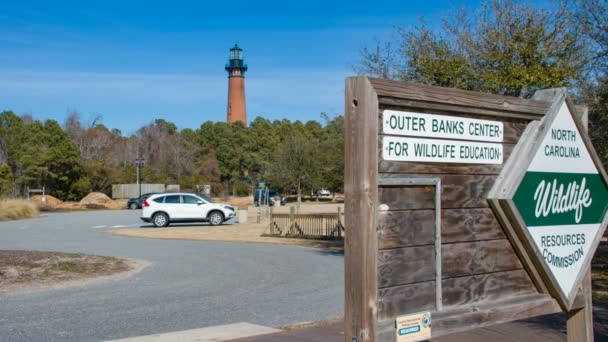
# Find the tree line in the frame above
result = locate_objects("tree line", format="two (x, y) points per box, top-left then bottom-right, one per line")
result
(2, 0), (607, 201)
(356, 0), (608, 168)
(0, 111), (344, 201)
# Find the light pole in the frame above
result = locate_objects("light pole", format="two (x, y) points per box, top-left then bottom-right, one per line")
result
(135, 158), (145, 197)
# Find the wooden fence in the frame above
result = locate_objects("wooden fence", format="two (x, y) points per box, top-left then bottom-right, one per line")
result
(267, 207), (344, 240)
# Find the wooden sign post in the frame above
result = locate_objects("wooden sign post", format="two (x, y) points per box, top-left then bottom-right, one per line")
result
(344, 77), (607, 342)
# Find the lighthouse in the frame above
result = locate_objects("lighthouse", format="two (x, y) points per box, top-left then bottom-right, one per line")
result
(225, 44), (248, 124)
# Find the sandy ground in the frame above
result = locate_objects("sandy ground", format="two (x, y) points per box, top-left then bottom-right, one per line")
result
(104, 220), (343, 250)
(104, 203), (344, 249)
(104, 203), (346, 250)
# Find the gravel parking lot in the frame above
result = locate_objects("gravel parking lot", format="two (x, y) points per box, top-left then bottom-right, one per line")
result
(0, 210), (343, 342)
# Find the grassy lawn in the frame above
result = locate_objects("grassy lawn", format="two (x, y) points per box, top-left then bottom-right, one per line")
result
(0, 250), (134, 294)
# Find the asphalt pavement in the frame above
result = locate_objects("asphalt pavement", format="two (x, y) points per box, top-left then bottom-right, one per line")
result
(0, 210), (344, 342)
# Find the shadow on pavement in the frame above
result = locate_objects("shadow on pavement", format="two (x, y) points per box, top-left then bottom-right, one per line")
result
(313, 248), (344, 257)
(137, 222), (239, 228)
(519, 306), (608, 341)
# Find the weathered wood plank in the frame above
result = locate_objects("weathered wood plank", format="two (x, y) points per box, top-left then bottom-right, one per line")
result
(377, 210), (434, 248)
(442, 240), (523, 279)
(377, 294), (562, 341)
(377, 269), (538, 320)
(378, 175), (497, 210)
(378, 97), (547, 121)
(567, 268), (594, 342)
(378, 144), (514, 175)
(442, 208), (506, 244)
(378, 185), (435, 210)
(377, 281), (436, 320)
(344, 76), (379, 341)
(442, 269), (536, 307)
(377, 240), (521, 289)
(377, 246), (435, 288)
(377, 208), (505, 249)
(368, 77), (551, 118)
(488, 199), (550, 294)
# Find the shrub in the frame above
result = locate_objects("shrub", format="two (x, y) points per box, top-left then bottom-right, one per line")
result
(0, 199), (39, 221)
(211, 182), (224, 197)
(232, 181), (250, 197)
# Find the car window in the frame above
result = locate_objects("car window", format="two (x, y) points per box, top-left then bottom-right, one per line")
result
(164, 195), (180, 204)
(182, 195), (199, 204)
(152, 196), (165, 203)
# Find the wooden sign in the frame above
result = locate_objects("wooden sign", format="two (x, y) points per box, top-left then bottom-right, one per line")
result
(344, 77), (599, 342)
(489, 89), (608, 310)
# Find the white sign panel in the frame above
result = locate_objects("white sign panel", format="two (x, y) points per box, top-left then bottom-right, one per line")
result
(383, 136), (503, 164)
(511, 100), (608, 301)
(383, 110), (504, 142)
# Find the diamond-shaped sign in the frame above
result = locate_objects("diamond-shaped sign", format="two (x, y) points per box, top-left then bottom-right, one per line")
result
(489, 90), (608, 310)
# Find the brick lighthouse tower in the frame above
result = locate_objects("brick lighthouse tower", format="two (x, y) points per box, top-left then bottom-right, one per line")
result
(225, 44), (248, 124)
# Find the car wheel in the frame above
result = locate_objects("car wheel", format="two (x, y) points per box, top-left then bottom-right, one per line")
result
(129, 203), (139, 210)
(208, 211), (224, 226)
(152, 212), (169, 227)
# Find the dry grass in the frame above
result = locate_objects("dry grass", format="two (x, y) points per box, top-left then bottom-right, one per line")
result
(0, 250), (135, 294)
(0, 199), (39, 221)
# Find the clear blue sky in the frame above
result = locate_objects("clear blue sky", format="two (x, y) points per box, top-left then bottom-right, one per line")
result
(0, 0), (535, 134)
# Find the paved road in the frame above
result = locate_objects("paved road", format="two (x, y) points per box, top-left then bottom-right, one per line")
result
(0, 210), (344, 342)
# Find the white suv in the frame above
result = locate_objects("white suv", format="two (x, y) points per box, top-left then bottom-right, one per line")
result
(141, 193), (235, 227)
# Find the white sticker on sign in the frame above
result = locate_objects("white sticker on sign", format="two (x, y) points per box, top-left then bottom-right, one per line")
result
(396, 311), (431, 342)
(383, 136), (503, 164)
(383, 110), (504, 142)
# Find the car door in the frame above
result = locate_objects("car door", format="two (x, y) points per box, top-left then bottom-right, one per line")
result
(180, 195), (205, 220)
(162, 195), (183, 219)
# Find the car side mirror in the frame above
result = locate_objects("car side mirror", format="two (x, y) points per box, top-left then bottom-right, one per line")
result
(197, 200), (204, 205)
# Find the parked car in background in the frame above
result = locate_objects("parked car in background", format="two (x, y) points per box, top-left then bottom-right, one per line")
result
(311, 188), (331, 197)
(140, 193), (235, 227)
(254, 189), (286, 206)
(127, 192), (159, 210)
(318, 188), (331, 196)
